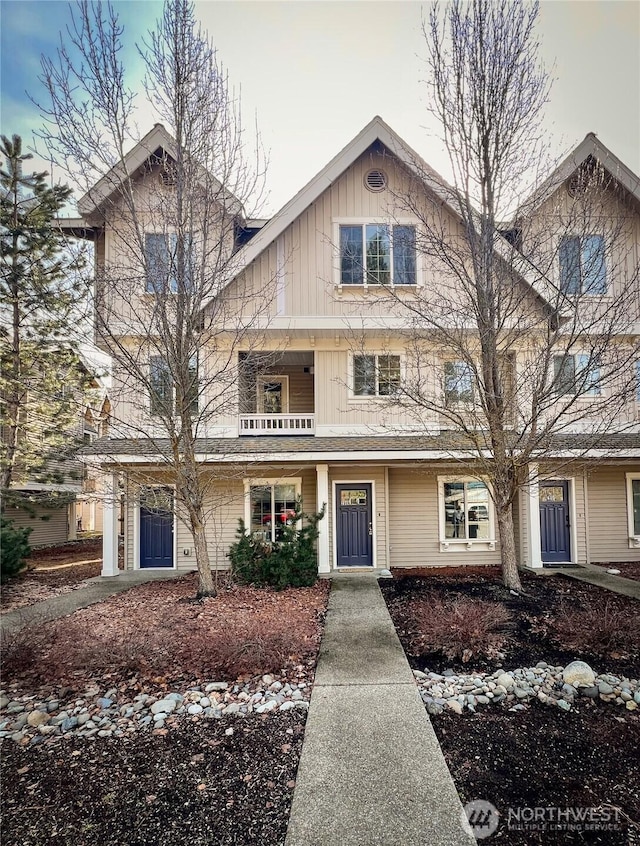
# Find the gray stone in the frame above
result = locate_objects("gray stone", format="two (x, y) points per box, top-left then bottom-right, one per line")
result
(476, 695), (490, 705)
(205, 682), (228, 693)
(150, 699), (177, 715)
(598, 682), (614, 695)
(446, 700), (463, 715)
(293, 701), (310, 711)
(77, 713), (92, 726)
(187, 704), (203, 715)
(97, 698), (113, 710)
(279, 701), (296, 712)
(426, 701), (444, 716)
(153, 712), (167, 722)
(634, 691), (640, 705)
(61, 716), (79, 732)
(26, 710), (50, 727)
(497, 673), (514, 689)
(0, 696), (9, 710)
(562, 661), (595, 687)
(579, 686), (599, 698)
(222, 703), (240, 715)
(514, 687), (530, 699)
(199, 697), (211, 708)
(556, 699), (572, 711)
(255, 700), (278, 714)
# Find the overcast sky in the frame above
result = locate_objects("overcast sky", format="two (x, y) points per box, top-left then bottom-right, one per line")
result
(1, 0), (639, 216)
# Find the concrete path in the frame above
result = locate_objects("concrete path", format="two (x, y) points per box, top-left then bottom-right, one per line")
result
(285, 577), (475, 846)
(0, 570), (185, 632)
(550, 565), (640, 600)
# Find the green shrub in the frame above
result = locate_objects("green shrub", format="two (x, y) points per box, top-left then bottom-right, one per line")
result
(228, 498), (325, 589)
(0, 517), (31, 583)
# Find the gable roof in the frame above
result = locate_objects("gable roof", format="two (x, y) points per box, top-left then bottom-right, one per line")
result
(520, 133), (640, 217)
(217, 115), (557, 310)
(77, 123), (242, 219)
(226, 115), (458, 279)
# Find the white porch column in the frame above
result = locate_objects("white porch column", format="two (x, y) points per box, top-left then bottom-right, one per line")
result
(102, 471), (120, 577)
(316, 463), (330, 574)
(525, 462), (543, 569)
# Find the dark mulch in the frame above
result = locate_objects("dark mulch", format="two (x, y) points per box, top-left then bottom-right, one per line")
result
(0, 713), (306, 846)
(383, 567), (640, 845)
(592, 561), (640, 582)
(434, 701), (640, 845)
(381, 567), (640, 678)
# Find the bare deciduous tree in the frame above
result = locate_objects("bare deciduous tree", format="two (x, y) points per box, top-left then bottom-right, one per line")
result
(37, 0), (274, 597)
(364, 0), (639, 590)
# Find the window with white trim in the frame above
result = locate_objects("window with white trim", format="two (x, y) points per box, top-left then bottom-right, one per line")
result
(352, 354), (401, 397)
(444, 361), (474, 404)
(145, 232), (194, 293)
(626, 473), (640, 546)
(559, 235), (607, 295)
(149, 353), (198, 416)
(339, 224), (416, 285)
(245, 478), (301, 543)
(553, 354), (601, 397)
(440, 479), (492, 544)
(635, 360), (640, 404)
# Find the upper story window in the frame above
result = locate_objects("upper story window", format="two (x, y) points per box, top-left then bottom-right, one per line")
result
(444, 361), (474, 404)
(553, 354), (601, 397)
(559, 235), (607, 295)
(149, 354), (198, 416)
(146, 233), (178, 294)
(635, 360), (640, 404)
(339, 224), (416, 286)
(352, 354), (401, 397)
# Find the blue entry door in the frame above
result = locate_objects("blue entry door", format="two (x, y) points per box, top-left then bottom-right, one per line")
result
(140, 487), (174, 568)
(336, 484), (373, 567)
(539, 481), (571, 564)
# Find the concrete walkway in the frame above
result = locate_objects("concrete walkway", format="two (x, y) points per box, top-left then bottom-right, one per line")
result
(547, 565), (640, 600)
(285, 577), (475, 846)
(0, 570), (184, 632)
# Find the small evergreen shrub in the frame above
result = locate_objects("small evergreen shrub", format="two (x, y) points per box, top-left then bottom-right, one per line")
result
(0, 517), (31, 583)
(228, 498), (325, 589)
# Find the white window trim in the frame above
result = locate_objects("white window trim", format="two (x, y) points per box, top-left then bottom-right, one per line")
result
(437, 476), (496, 552)
(625, 473), (640, 549)
(256, 375), (290, 414)
(333, 218), (422, 289)
(243, 477), (302, 542)
(556, 233), (610, 298)
(443, 359), (476, 406)
(347, 351), (405, 402)
(552, 352), (604, 399)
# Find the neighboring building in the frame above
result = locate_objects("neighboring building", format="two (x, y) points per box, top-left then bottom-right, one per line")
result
(2, 348), (110, 546)
(76, 118), (639, 576)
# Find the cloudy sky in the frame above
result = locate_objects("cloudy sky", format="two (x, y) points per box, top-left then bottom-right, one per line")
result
(1, 0), (639, 215)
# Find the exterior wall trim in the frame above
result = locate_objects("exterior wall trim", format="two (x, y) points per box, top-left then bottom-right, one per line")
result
(133, 483), (178, 571)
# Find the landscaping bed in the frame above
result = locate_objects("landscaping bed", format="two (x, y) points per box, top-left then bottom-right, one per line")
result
(1, 538), (104, 612)
(381, 568), (640, 845)
(1, 574), (329, 845)
(592, 561), (640, 582)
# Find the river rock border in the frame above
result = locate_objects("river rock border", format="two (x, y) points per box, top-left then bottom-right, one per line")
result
(414, 661), (640, 716)
(0, 674), (310, 747)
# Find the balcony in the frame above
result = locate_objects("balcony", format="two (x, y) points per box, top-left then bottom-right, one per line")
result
(238, 350), (315, 437)
(239, 413), (315, 435)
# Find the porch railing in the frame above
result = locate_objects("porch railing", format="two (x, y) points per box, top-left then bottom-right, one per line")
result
(239, 414), (315, 435)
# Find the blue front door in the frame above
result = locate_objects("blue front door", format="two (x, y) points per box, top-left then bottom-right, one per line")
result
(140, 487), (174, 568)
(540, 481), (571, 564)
(336, 484), (373, 567)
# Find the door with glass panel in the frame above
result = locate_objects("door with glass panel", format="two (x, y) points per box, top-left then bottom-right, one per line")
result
(336, 484), (373, 566)
(539, 481), (571, 564)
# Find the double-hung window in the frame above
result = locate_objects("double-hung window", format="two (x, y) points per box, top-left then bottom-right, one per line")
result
(444, 361), (474, 404)
(626, 473), (640, 547)
(339, 224), (416, 286)
(440, 479), (492, 543)
(553, 354), (601, 397)
(149, 356), (173, 416)
(352, 354), (401, 397)
(150, 353), (199, 416)
(559, 235), (607, 295)
(146, 233), (178, 293)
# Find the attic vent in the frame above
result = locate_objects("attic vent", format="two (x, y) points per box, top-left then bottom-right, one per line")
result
(160, 166), (177, 187)
(566, 157), (608, 197)
(364, 169), (387, 192)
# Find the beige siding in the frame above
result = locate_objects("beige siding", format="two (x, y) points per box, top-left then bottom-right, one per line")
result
(587, 465), (640, 563)
(6, 505), (71, 547)
(388, 468), (501, 568)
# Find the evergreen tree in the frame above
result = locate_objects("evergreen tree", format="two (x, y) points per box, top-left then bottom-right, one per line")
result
(0, 134), (91, 503)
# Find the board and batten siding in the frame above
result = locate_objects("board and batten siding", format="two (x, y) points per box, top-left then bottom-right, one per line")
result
(587, 466), (640, 563)
(387, 468), (501, 568)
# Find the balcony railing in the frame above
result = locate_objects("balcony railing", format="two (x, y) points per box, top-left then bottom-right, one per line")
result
(239, 414), (315, 436)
